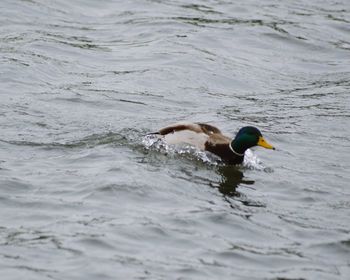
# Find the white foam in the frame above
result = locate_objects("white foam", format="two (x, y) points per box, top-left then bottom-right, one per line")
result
(243, 149), (265, 170)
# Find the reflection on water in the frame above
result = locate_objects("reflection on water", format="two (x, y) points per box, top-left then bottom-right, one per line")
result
(216, 165), (255, 197)
(214, 165), (265, 208)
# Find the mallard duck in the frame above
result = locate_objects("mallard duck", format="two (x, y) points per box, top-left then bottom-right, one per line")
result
(152, 122), (275, 164)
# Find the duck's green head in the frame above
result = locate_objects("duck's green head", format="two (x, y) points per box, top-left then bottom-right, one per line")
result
(231, 126), (275, 155)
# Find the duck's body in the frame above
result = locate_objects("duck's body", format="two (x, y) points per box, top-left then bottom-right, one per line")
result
(153, 122), (274, 164)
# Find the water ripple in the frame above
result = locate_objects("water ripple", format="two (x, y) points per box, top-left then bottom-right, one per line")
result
(1, 0), (349, 279)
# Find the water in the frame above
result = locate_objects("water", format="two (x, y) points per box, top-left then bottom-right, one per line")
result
(0, 0), (349, 279)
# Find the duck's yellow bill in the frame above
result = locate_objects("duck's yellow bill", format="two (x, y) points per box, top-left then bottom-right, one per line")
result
(257, 136), (275, 150)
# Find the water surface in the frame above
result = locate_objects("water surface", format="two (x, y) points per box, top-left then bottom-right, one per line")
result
(0, 0), (349, 279)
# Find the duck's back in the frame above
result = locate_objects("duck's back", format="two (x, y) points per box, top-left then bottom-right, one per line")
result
(156, 122), (230, 151)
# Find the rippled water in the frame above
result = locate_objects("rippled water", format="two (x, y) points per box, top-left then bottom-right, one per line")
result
(1, 0), (349, 279)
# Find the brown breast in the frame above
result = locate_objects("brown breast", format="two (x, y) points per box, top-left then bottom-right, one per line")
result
(205, 142), (244, 165)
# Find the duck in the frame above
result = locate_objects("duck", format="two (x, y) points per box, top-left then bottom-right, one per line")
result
(151, 122), (275, 164)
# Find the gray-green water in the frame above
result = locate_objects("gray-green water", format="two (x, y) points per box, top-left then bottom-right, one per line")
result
(1, 0), (349, 279)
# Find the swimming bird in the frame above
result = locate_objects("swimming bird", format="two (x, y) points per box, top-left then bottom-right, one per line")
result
(152, 122), (275, 164)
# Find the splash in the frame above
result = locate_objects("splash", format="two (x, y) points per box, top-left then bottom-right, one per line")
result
(142, 134), (267, 170)
(142, 134), (220, 165)
(242, 149), (266, 171)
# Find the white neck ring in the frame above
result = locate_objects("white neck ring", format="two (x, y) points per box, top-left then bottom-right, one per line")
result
(229, 143), (245, 157)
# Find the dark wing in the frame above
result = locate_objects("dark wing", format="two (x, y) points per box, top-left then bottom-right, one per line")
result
(158, 122), (205, 135)
(196, 123), (222, 135)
